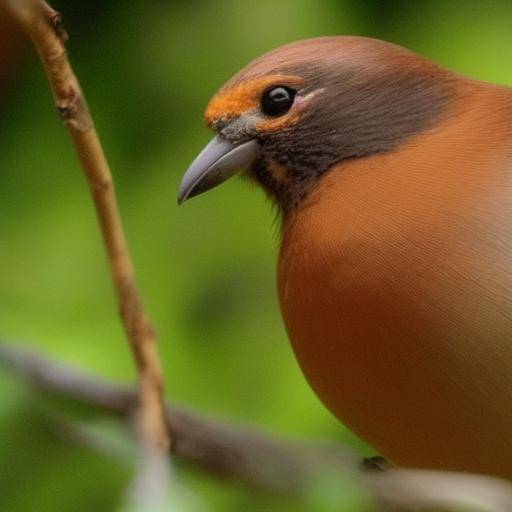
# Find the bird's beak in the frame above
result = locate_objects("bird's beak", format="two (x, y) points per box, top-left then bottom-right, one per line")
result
(178, 135), (261, 204)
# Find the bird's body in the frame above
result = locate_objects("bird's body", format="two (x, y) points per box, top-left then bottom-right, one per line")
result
(279, 81), (512, 476)
(179, 37), (512, 478)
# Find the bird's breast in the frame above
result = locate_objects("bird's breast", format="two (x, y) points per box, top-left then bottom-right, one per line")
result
(277, 104), (512, 477)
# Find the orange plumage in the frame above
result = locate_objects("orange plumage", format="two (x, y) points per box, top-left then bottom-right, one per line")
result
(179, 37), (512, 478)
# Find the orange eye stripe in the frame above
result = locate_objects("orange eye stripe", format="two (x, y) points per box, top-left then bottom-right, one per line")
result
(256, 110), (301, 133)
(205, 74), (303, 126)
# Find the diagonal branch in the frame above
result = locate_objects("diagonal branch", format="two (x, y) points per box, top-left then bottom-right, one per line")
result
(2, 344), (512, 512)
(4, 0), (169, 457)
(0, 343), (356, 494)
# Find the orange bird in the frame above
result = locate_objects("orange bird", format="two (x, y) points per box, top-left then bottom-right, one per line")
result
(178, 37), (512, 478)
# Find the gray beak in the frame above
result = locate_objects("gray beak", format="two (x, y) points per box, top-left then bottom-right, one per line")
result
(178, 135), (261, 204)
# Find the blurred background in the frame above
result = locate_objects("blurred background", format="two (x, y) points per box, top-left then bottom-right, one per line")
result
(1, 1), (512, 510)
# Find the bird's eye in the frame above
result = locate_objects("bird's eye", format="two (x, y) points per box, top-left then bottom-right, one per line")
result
(261, 86), (296, 117)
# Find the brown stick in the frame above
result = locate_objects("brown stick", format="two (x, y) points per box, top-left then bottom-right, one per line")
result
(4, 0), (169, 453)
(2, 344), (512, 512)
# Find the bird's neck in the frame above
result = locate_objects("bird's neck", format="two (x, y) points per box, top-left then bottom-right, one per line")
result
(254, 68), (473, 214)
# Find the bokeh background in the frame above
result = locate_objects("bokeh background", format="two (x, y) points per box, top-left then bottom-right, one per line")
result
(1, 1), (512, 510)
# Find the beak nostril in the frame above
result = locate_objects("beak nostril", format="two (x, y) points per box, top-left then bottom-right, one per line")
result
(211, 117), (231, 132)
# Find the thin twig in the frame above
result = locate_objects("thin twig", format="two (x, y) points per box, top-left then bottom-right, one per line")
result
(4, 0), (169, 456)
(2, 344), (512, 511)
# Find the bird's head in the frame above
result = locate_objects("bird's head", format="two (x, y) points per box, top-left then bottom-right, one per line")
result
(178, 36), (456, 215)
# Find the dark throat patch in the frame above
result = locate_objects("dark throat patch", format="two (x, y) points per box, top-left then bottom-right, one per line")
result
(250, 63), (457, 216)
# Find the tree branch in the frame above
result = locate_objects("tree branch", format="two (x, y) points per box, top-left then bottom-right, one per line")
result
(2, 344), (512, 511)
(4, 0), (169, 457)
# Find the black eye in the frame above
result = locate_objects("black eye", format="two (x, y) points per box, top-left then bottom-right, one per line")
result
(261, 86), (296, 117)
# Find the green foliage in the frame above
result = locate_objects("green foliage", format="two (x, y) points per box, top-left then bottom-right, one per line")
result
(1, 0), (512, 510)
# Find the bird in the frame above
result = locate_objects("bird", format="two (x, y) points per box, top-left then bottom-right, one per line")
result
(178, 36), (512, 479)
